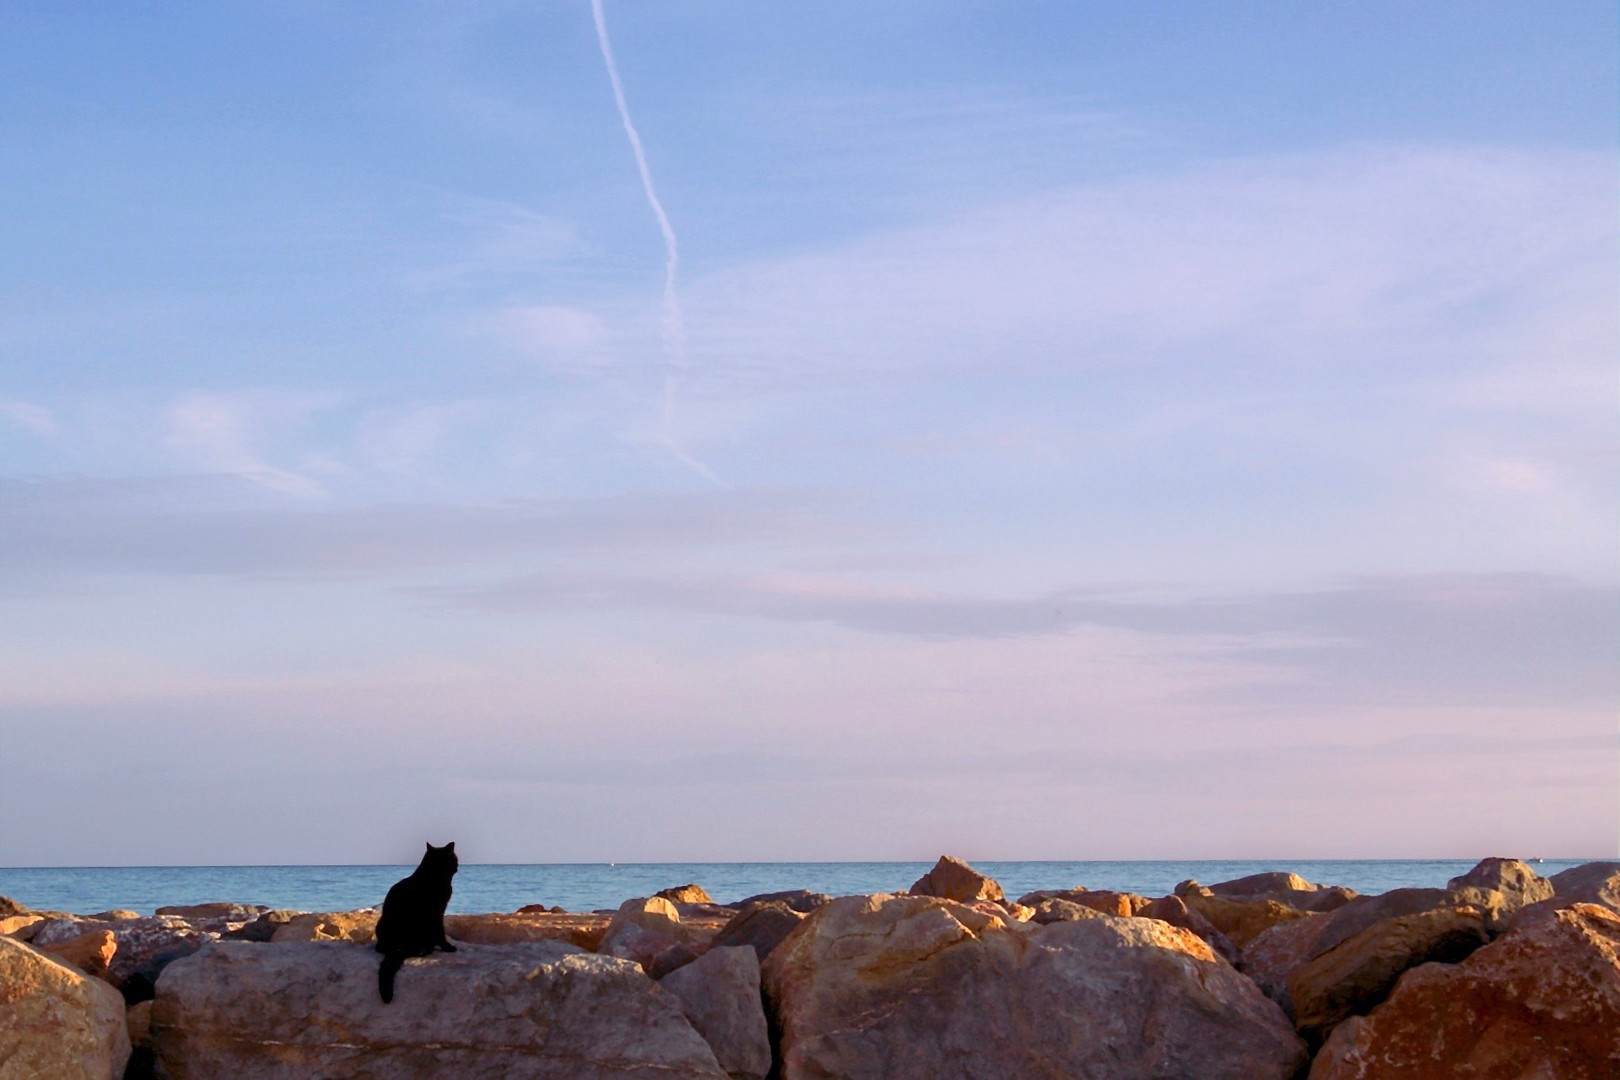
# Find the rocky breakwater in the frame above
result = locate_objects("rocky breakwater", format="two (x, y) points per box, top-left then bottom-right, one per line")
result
(2, 855), (1618, 1079)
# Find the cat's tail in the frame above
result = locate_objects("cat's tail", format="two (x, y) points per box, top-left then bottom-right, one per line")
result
(378, 952), (404, 1004)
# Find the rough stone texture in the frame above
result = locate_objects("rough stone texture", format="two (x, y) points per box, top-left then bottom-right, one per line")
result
(1309, 903), (1620, 1079)
(908, 855), (1004, 904)
(155, 903), (270, 922)
(0, 913), (44, 938)
(224, 909), (301, 942)
(762, 893), (1306, 1080)
(0, 936), (131, 1080)
(598, 897), (720, 975)
(151, 940), (729, 1079)
(1016, 888), (1151, 917)
(711, 901), (807, 962)
(1306, 889), (1451, 959)
(35, 928), (117, 979)
(270, 909), (378, 944)
(1239, 912), (1331, 1004)
(656, 884), (715, 905)
(1182, 892), (1310, 947)
(1446, 857), (1552, 906)
(1207, 872), (1356, 914)
(87, 910), (141, 922)
(734, 890), (830, 914)
(1546, 861), (1620, 914)
(1027, 897), (1108, 924)
(1145, 894), (1239, 962)
(0, 895), (28, 918)
(659, 945), (772, 1080)
(445, 912), (610, 951)
(34, 916), (213, 998)
(1288, 906), (1490, 1040)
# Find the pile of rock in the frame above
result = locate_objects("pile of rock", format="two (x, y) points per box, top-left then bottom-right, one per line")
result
(1, 855), (1616, 1079)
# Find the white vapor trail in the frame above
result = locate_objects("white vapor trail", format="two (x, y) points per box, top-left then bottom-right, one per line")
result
(590, 0), (718, 484)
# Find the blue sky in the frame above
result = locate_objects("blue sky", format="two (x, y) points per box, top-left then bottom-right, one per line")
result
(1, 2), (1615, 865)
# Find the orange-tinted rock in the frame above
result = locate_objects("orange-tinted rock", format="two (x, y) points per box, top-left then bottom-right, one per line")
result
(270, 910), (379, 944)
(0, 914), (44, 938)
(1239, 911), (1331, 1003)
(656, 884), (715, 905)
(1309, 903), (1620, 1079)
(443, 912), (610, 951)
(0, 936), (131, 1079)
(1288, 906), (1489, 1040)
(762, 894), (1305, 1079)
(1547, 861), (1620, 914)
(1446, 857), (1552, 907)
(1183, 892), (1310, 947)
(1016, 888), (1151, 917)
(908, 855), (1004, 903)
(36, 928), (117, 979)
(1208, 872), (1357, 913)
(1027, 897), (1107, 924)
(1145, 893), (1239, 962)
(0, 895), (27, 918)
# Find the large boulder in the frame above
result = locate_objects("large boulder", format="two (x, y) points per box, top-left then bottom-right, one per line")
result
(270, 909), (379, 944)
(0, 913), (45, 938)
(659, 945), (772, 1080)
(33, 915), (213, 1000)
(1144, 894), (1239, 962)
(761, 893), (1306, 1080)
(1310, 903), (1620, 1078)
(1016, 888), (1150, 917)
(599, 897), (715, 975)
(444, 912), (610, 951)
(1239, 912), (1332, 1004)
(1206, 872), (1356, 913)
(908, 855), (1004, 903)
(1445, 857), (1553, 908)
(734, 890), (830, 913)
(0, 895), (28, 918)
(656, 884), (715, 905)
(1305, 889), (1451, 958)
(711, 900), (807, 962)
(1179, 890), (1310, 947)
(1288, 905), (1489, 1041)
(34, 927), (117, 979)
(1547, 861), (1620, 913)
(0, 936), (131, 1079)
(151, 940), (729, 1078)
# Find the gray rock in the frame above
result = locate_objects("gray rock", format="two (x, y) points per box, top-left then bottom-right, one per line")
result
(659, 946), (771, 1080)
(152, 940), (728, 1079)
(733, 890), (830, 914)
(1446, 858), (1554, 908)
(711, 901), (807, 962)
(1308, 889), (1451, 958)
(763, 893), (1305, 1080)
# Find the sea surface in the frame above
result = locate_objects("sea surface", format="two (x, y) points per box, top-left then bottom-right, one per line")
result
(0, 859), (1597, 916)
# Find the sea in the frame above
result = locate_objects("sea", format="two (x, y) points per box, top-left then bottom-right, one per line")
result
(0, 859), (1598, 916)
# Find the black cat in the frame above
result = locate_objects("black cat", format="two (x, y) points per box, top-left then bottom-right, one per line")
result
(374, 841), (459, 1003)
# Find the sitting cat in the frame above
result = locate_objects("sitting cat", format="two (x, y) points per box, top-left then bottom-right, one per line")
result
(374, 841), (459, 1003)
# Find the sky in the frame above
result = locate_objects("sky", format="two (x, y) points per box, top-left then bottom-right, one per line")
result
(1, 2), (1615, 866)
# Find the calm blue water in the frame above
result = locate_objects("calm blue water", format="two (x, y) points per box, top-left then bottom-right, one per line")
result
(0, 860), (1596, 916)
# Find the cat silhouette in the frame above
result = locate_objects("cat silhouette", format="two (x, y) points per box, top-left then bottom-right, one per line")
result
(374, 841), (459, 1003)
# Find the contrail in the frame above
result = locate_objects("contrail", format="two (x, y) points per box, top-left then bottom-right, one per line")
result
(590, 0), (718, 483)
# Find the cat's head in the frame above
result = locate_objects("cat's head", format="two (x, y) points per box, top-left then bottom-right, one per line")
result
(421, 841), (458, 876)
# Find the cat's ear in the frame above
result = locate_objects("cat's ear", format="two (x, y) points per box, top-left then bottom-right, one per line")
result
(445, 842), (455, 852)
(425, 842), (434, 852)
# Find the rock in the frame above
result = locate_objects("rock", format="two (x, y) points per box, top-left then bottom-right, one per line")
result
(599, 897), (710, 974)
(1, 913), (44, 938)
(733, 890), (830, 913)
(0, 935), (131, 1079)
(127, 999), (153, 1047)
(1288, 905), (1490, 1040)
(36, 928), (118, 979)
(1182, 892), (1310, 947)
(151, 940), (728, 1078)
(908, 855), (1004, 903)
(1446, 857), (1553, 906)
(675, 902), (742, 922)
(87, 910), (141, 921)
(155, 902), (270, 923)
(711, 901), (807, 962)
(762, 893), (1306, 1080)
(270, 909), (378, 944)
(1546, 861), (1620, 913)
(34, 916), (213, 999)
(1309, 903), (1620, 1079)
(225, 909), (302, 942)
(1207, 872), (1355, 913)
(0, 895), (28, 917)
(1306, 889), (1451, 958)
(1027, 897), (1107, 924)
(1145, 893), (1239, 962)
(656, 884), (715, 905)
(659, 945), (771, 1080)
(1015, 888), (1151, 916)
(444, 912), (611, 951)
(1239, 911), (1332, 1004)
